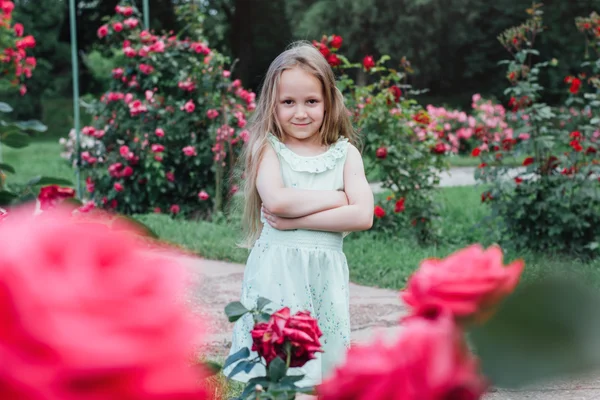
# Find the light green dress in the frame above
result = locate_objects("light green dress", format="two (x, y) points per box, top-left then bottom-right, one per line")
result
(224, 133), (351, 387)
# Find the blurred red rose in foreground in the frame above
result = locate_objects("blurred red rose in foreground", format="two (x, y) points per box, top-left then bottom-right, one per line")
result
(0, 207), (209, 399)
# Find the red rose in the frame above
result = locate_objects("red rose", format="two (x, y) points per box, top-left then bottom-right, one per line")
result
(569, 77), (581, 94)
(514, 177), (523, 184)
(37, 185), (75, 211)
(327, 53), (341, 67)
(522, 157), (534, 166)
(471, 148), (481, 157)
(363, 55), (375, 71)
(0, 208), (209, 399)
(250, 307), (323, 368)
(318, 309), (488, 400)
(388, 85), (402, 103)
(375, 146), (387, 159)
(432, 142), (446, 154)
(412, 111), (430, 125)
(402, 244), (524, 322)
(317, 42), (330, 57)
(374, 205), (386, 218)
(394, 198), (405, 213)
(330, 34), (343, 49)
(570, 139), (583, 152)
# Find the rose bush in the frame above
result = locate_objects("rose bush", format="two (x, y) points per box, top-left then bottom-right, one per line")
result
(472, 6), (600, 255)
(1, 0), (71, 209)
(312, 35), (450, 243)
(71, 2), (255, 218)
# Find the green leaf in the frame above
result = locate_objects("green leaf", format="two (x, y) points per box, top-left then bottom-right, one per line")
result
(256, 297), (272, 311)
(256, 312), (272, 324)
(470, 278), (600, 388)
(226, 359), (254, 380)
(0, 190), (17, 205)
(223, 347), (250, 370)
(13, 120), (47, 133)
(225, 301), (250, 322)
(27, 176), (73, 187)
(0, 102), (13, 113)
(0, 163), (16, 174)
(268, 356), (287, 383)
(2, 132), (30, 149)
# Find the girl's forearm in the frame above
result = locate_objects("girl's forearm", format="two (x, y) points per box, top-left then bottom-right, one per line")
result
(265, 188), (348, 218)
(291, 204), (373, 232)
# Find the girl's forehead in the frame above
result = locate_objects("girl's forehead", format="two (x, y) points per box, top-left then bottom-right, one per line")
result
(277, 67), (323, 95)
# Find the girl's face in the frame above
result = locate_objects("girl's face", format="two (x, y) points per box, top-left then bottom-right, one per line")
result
(275, 66), (325, 144)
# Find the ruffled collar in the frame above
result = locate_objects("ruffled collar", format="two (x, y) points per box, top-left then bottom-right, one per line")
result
(267, 133), (349, 173)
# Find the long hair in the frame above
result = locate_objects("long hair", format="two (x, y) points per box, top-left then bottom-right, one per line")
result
(239, 41), (357, 248)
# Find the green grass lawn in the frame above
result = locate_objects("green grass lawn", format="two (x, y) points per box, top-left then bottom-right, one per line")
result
(6, 140), (600, 290)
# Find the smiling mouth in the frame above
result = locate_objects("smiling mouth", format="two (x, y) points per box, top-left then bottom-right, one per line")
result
(292, 122), (311, 126)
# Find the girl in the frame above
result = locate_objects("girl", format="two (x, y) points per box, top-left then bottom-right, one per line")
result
(225, 41), (374, 387)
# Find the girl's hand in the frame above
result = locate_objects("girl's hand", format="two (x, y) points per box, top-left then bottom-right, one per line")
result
(262, 205), (296, 230)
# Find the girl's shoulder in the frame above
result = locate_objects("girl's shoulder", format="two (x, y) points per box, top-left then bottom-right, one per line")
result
(266, 133), (349, 173)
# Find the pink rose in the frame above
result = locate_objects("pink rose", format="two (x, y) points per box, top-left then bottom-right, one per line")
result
(166, 172), (175, 182)
(120, 145), (130, 157)
(155, 128), (165, 137)
(112, 22), (123, 32)
(170, 204), (180, 214)
(97, 24), (109, 38)
(182, 146), (197, 157)
(13, 22), (23, 37)
(121, 166), (134, 178)
(376, 147), (388, 159)
(318, 310), (488, 400)
(86, 176), (95, 193)
(198, 191), (209, 201)
(222, 70), (231, 77)
(124, 18), (139, 29)
(124, 46), (136, 57)
(206, 109), (219, 119)
(114, 182), (124, 192)
(183, 100), (195, 113)
(401, 244), (524, 322)
(0, 208), (208, 398)
(151, 144), (165, 153)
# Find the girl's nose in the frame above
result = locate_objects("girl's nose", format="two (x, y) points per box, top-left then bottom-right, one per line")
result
(295, 107), (308, 119)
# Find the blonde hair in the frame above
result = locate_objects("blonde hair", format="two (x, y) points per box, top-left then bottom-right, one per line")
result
(239, 41), (357, 248)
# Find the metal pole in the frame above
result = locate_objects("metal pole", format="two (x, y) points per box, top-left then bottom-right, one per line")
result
(69, 0), (81, 197)
(143, 0), (150, 30)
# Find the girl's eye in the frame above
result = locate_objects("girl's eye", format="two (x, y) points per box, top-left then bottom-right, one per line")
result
(307, 99), (318, 104)
(283, 100), (294, 105)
